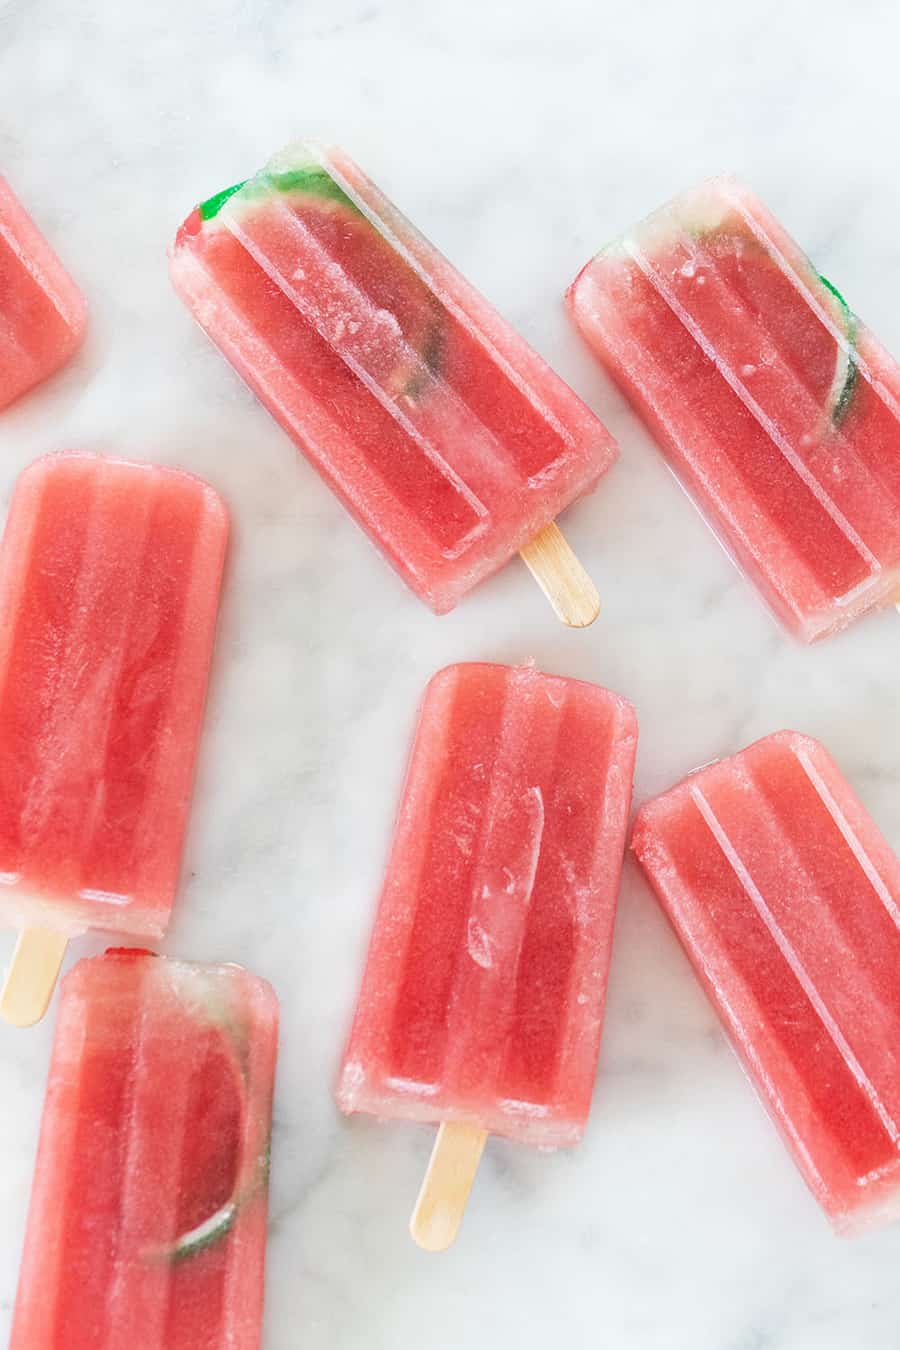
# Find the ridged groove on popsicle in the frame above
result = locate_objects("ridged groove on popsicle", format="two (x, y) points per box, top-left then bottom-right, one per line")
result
(722, 183), (900, 494)
(629, 212), (900, 560)
(621, 236), (881, 578)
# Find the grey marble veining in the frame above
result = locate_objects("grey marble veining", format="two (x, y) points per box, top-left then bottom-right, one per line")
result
(1, 0), (899, 1346)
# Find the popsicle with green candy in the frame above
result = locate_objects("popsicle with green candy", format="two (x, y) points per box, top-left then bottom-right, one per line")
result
(0, 176), (87, 409)
(336, 662), (637, 1249)
(0, 452), (227, 1025)
(9, 950), (278, 1350)
(567, 177), (900, 641)
(170, 144), (617, 625)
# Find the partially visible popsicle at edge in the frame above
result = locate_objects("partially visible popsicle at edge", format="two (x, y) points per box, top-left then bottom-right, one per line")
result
(632, 731), (900, 1233)
(170, 143), (617, 622)
(10, 949), (278, 1350)
(337, 662), (637, 1248)
(568, 177), (900, 641)
(0, 453), (228, 1024)
(0, 177), (86, 408)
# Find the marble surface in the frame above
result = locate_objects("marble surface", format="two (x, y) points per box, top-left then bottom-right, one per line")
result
(1, 0), (899, 1345)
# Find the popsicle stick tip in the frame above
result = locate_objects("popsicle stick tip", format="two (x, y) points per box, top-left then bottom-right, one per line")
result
(409, 1213), (456, 1254)
(519, 522), (600, 628)
(409, 1121), (487, 1253)
(0, 928), (68, 1027)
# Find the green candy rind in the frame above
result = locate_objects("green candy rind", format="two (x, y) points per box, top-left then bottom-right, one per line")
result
(198, 165), (358, 223)
(400, 298), (444, 400)
(162, 1142), (271, 1265)
(169, 1202), (238, 1263)
(198, 181), (248, 222)
(266, 166), (359, 211)
(817, 272), (858, 427)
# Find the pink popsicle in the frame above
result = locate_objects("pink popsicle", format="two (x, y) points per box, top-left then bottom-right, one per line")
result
(337, 662), (637, 1245)
(10, 949), (278, 1350)
(170, 143), (616, 621)
(632, 731), (900, 1233)
(568, 178), (900, 641)
(0, 453), (227, 1023)
(0, 177), (87, 408)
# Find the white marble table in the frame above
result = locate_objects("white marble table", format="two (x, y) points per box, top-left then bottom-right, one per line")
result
(1, 1), (899, 1346)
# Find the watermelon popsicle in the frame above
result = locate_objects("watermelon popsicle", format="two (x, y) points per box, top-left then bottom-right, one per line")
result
(0, 453), (228, 1026)
(0, 176), (87, 408)
(336, 662), (638, 1249)
(567, 177), (900, 642)
(10, 949), (278, 1350)
(170, 143), (617, 625)
(632, 731), (900, 1233)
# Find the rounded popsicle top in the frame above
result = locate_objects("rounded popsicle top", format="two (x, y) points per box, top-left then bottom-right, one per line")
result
(59, 947), (279, 1025)
(631, 727), (900, 899)
(7, 449), (229, 528)
(633, 730), (820, 836)
(567, 175), (767, 288)
(423, 660), (638, 728)
(171, 141), (343, 247)
(635, 729), (814, 805)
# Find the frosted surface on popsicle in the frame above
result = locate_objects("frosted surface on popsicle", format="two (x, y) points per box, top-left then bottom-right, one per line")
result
(632, 731), (900, 1232)
(0, 453), (227, 937)
(337, 662), (637, 1146)
(170, 143), (616, 613)
(0, 177), (86, 408)
(568, 178), (900, 641)
(10, 951), (278, 1350)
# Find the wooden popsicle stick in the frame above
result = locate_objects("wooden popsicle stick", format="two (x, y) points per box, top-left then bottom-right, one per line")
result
(410, 1121), (487, 1252)
(519, 522), (600, 628)
(0, 928), (68, 1027)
